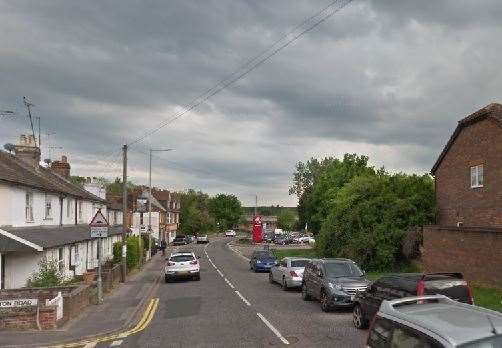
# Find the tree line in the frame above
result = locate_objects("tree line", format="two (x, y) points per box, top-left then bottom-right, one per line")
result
(290, 153), (436, 271)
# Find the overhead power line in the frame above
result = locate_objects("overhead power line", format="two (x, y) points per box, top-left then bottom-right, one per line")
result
(127, 0), (353, 147)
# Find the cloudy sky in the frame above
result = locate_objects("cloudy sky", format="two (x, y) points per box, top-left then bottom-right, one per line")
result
(1, 0), (502, 206)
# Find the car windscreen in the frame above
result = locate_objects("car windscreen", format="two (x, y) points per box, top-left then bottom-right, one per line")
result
(291, 260), (307, 267)
(254, 251), (274, 258)
(170, 255), (194, 262)
(324, 262), (363, 278)
(174, 235), (185, 240)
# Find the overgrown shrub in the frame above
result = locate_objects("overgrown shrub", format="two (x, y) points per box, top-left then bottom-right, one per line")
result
(112, 236), (141, 269)
(112, 242), (122, 264)
(316, 173), (436, 271)
(27, 259), (65, 288)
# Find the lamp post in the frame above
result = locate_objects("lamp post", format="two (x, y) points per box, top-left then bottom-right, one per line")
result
(148, 148), (173, 259)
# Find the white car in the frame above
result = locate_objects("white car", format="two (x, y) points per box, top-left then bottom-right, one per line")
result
(225, 230), (236, 237)
(165, 251), (200, 282)
(298, 236), (315, 244)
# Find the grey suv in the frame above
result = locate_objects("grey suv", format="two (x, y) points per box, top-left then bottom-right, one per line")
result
(367, 295), (502, 347)
(301, 258), (370, 311)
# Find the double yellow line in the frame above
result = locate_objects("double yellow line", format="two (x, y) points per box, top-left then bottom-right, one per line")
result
(47, 298), (159, 348)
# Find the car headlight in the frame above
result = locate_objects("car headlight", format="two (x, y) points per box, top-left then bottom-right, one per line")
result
(256, 260), (262, 264)
(328, 283), (342, 290)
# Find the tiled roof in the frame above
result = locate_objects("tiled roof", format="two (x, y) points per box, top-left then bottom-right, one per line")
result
(0, 150), (106, 203)
(431, 103), (502, 174)
(0, 225), (127, 251)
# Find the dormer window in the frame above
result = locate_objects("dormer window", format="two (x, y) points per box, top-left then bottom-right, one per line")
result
(470, 165), (484, 188)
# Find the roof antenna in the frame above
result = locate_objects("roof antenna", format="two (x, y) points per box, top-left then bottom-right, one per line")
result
(487, 315), (498, 335)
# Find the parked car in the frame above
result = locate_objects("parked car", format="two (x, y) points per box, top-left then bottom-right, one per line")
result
(302, 258), (370, 312)
(172, 234), (189, 245)
(196, 234), (209, 244)
(269, 257), (309, 290)
(225, 230), (236, 237)
(352, 272), (474, 329)
(366, 295), (502, 348)
(164, 251), (200, 282)
(274, 234), (293, 245)
(186, 234), (195, 243)
(297, 235), (315, 244)
(249, 250), (277, 272)
(263, 232), (275, 243)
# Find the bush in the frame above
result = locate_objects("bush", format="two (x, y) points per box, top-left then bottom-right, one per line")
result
(317, 173), (435, 271)
(112, 236), (141, 269)
(112, 242), (122, 264)
(27, 259), (65, 288)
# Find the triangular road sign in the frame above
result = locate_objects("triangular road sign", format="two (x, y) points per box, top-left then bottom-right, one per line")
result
(89, 209), (109, 227)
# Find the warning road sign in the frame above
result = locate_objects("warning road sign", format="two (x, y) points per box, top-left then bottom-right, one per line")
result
(90, 209), (109, 238)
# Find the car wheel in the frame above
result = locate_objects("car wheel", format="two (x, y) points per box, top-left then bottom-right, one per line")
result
(194, 274), (201, 281)
(320, 290), (331, 312)
(269, 272), (274, 284)
(281, 277), (288, 291)
(302, 283), (312, 301)
(164, 275), (170, 283)
(352, 304), (368, 329)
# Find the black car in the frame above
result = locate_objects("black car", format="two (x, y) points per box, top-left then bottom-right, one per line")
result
(274, 234), (292, 245)
(263, 232), (275, 243)
(352, 272), (474, 329)
(302, 258), (370, 312)
(172, 234), (189, 245)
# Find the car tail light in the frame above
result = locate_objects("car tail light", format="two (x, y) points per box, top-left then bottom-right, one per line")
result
(466, 281), (475, 305)
(190, 260), (198, 265)
(290, 271), (299, 277)
(168, 261), (175, 266)
(416, 279), (425, 296)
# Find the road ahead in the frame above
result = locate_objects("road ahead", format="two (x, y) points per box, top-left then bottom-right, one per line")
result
(103, 238), (366, 348)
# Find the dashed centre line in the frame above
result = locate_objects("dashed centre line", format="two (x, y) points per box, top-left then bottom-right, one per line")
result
(234, 290), (251, 306)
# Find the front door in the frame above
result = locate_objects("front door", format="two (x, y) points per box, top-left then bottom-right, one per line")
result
(1, 253), (6, 289)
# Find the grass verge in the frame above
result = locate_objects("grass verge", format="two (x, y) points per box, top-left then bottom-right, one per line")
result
(272, 248), (317, 259)
(472, 285), (502, 312)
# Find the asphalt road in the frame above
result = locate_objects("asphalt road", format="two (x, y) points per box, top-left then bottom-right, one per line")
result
(99, 237), (366, 348)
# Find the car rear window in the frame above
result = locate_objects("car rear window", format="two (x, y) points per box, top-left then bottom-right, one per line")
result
(425, 280), (471, 303)
(170, 255), (194, 262)
(291, 260), (307, 267)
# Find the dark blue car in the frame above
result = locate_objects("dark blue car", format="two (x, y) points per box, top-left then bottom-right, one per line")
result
(249, 250), (277, 272)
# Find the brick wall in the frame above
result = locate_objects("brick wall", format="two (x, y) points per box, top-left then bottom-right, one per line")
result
(0, 284), (92, 330)
(435, 117), (502, 227)
(423, 225), (502, 287)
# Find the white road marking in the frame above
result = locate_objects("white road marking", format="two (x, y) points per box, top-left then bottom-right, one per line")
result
(234, 290), (251, 306)
(257, 313), (290, 345)
(217, 269), (224, 277)
(227, 242), (251, 261)
(110, 340), (123, 347)
(83, 343), (97, 348)
(224, 278), (235, 289)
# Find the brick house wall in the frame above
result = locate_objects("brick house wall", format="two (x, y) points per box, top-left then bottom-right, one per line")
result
(434, 117), (502, 227)
(423, 226), (502, 287)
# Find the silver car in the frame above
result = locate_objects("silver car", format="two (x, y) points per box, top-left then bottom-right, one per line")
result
(367, 295), (502, 347)
(269, 257), (309, 290)
(165, 251), (200, 282)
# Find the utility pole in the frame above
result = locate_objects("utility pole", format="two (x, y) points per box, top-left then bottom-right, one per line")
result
(255, 195), (258, 216)
(23, 97), (36, 145)
(36, 116), (41, 151)
(148, 148), (173, 260)
(121, 144), (128, 282)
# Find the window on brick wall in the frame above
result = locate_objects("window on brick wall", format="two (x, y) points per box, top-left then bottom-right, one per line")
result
(470, 164), (484, 188)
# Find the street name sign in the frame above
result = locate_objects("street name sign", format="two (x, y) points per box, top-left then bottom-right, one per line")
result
(0, 298), (38, 308)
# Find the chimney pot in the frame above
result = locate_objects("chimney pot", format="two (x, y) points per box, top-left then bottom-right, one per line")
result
(61, 155), (67, 163)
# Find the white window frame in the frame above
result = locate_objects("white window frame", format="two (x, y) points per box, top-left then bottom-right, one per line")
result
(470, 164), (484, 188)
(25, 192), (34, 222)
(66, 198), (72, 218)
(78, 201), (83, 222)
(44, 194), (52, 219)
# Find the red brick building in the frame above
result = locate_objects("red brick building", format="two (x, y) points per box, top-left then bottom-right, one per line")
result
(424, 103), (502, 286)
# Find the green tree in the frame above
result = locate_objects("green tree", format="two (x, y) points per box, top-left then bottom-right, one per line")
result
(208, 194), (242, 231)
(316, 172), (436, 271)
(277, 209), (297, 231)
(179, 190), (215, 234)
(27, 259), (65, 287)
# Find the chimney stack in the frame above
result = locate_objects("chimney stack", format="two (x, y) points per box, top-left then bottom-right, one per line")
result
(51, 155), (71, 178)
(13, 134), (41, 167)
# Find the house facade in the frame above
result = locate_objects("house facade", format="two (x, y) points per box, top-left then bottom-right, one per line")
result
(424, 103), (502, 287)
(0, 135), (125, 289)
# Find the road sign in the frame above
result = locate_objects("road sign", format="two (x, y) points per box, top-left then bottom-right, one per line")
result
(90, 226), (108, 238)
(89, 209), (109, 227)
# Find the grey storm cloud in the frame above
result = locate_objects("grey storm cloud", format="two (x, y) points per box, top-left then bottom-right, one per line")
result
(1, 0), (502, 205)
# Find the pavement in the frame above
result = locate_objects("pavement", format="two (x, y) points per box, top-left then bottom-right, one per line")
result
(0, 253), (163, 348)
(1, 237), (366, 348)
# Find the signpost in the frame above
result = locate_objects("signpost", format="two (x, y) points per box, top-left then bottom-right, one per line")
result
(89, 209), (109, 304)
(252, 215), (263, 243)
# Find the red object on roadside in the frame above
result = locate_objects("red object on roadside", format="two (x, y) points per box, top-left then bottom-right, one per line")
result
(252, 215), (263, 243)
